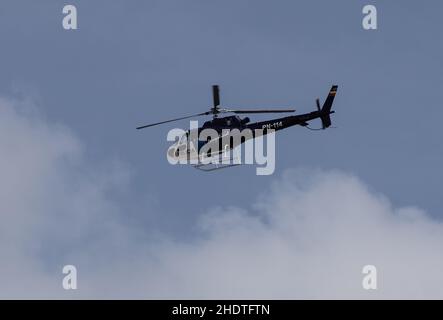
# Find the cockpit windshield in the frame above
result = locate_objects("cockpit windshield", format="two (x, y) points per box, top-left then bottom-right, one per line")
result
(179, 134), (187, 144)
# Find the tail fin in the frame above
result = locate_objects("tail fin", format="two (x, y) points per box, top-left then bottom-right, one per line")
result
(320, 85), (338, 129)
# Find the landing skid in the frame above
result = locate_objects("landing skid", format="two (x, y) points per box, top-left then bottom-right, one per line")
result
(193, 162), (241, 172)
(192, 152), (242, 172)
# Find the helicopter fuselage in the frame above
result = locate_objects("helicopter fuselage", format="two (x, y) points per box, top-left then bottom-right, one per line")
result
(167, 109), (333, 162)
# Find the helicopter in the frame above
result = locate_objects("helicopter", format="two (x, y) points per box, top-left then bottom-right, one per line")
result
(136, 84), (338, 171)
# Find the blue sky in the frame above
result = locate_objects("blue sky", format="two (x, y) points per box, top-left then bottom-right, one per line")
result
(0, 0), (442, 298)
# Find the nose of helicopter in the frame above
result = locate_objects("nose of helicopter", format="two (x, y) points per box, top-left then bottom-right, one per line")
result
(167, 146), (178, 159)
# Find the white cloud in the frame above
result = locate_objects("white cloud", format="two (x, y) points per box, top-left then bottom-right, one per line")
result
(0, 97), (442, 299)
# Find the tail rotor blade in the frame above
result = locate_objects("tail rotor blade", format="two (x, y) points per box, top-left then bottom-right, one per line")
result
(316, 98), (321, 112)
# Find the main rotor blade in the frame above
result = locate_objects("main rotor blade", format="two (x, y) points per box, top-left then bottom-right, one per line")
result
(136, 111), (210, 130)
(212, 85), (220, 107)
(224, 108), (295, 114)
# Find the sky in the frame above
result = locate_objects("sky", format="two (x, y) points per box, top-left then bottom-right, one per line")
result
(0, 0), (442, 298)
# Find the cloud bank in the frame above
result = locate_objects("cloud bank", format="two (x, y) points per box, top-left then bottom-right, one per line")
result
(0, 97), (442, 299)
